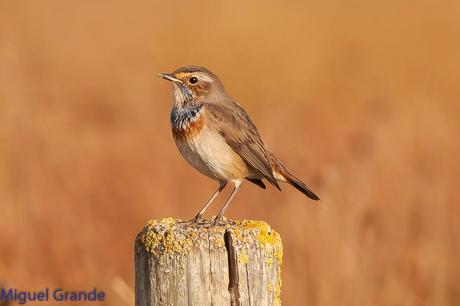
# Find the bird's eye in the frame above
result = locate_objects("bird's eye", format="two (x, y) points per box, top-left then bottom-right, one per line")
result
(189, 77), (198, 84)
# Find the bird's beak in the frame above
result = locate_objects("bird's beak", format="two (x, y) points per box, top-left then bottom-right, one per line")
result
(156, 73), (183, 84)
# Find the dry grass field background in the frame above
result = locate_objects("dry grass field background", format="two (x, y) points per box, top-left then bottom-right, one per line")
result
(1, 0), (459, 305)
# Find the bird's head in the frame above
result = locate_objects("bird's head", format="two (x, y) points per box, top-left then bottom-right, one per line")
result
(157, 66), (226, 106)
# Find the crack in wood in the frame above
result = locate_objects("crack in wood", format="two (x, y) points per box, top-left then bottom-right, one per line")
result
(224, 229), (241, 306)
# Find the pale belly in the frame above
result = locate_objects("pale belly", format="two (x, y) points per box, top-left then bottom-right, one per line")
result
(174, 126), (253, 181)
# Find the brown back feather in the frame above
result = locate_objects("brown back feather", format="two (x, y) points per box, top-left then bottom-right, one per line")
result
(204, 101), (281, 189)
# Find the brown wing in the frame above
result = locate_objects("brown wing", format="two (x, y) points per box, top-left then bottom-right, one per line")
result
(204, 101), (281, 190)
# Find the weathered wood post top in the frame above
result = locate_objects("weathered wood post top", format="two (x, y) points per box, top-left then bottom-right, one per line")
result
(135, 218), (283, 306)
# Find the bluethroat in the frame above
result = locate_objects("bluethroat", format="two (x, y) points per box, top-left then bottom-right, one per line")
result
(158, 66), (319, 225)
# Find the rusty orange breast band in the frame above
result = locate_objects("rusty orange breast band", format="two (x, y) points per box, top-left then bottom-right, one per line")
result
(171, 106), (206, 141)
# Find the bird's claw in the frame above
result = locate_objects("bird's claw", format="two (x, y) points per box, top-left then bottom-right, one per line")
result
(210, 215), (226, 226)
(177, 215), (210, 227)
(177, 215), (226, 227)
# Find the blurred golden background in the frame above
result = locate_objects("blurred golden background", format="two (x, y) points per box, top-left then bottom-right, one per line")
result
(1, 0), (459, 305)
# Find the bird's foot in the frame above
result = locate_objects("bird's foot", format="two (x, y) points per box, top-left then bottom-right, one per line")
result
(177, 215), (208, 226)
(185, 216), (225, 227)
(209, 215), (226, 227)
(177, 216), (227, 227)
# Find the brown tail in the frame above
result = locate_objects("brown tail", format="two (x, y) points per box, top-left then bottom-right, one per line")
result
(282, 170), (320, 201)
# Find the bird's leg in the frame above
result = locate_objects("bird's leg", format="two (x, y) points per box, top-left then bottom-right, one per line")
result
(189, 181), (227, 224)
(212, 181), (242, 225)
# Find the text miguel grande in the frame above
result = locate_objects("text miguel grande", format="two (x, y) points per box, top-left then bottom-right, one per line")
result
(0, 287), (105, 304)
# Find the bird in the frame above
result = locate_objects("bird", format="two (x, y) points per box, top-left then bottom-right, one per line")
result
(157, 66), (319, 225)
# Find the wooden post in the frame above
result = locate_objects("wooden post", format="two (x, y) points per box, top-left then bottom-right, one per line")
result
(135, 218), (283, 306)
